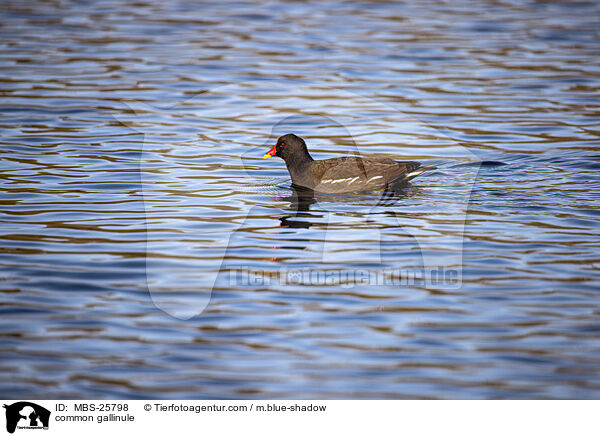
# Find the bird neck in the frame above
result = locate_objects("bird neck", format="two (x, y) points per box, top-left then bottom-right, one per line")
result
(284, 152), (313, 183)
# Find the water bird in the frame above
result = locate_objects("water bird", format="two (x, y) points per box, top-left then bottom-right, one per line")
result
(263, 133), (435, 194)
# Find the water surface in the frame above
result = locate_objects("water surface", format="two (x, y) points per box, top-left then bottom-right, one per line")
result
(1, 0), (600, 399)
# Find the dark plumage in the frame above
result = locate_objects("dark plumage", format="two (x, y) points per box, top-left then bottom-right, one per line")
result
(263, 133), (435, 194)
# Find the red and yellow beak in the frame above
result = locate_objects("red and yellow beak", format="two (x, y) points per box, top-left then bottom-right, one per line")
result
(263, 144), (277, 159)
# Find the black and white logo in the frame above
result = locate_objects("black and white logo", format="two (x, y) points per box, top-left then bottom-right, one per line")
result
(3, 402), (50, 434)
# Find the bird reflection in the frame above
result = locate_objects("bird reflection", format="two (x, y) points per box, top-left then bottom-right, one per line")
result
(279, 186), (317, 228)
(278, 183), (418, 228)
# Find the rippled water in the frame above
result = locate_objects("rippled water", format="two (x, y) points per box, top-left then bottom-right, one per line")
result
(1, 0), (600, 399)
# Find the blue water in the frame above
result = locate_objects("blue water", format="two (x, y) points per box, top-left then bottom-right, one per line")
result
(1, 0), (600, 399)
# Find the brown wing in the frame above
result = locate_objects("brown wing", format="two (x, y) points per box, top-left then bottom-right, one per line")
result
(309, 156), (421, 193)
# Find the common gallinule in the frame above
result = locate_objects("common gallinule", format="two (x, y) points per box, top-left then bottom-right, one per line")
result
(263, 133), (435, 194)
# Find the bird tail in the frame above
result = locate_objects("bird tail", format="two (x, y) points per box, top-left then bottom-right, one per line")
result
(405, 165), (436, 181)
